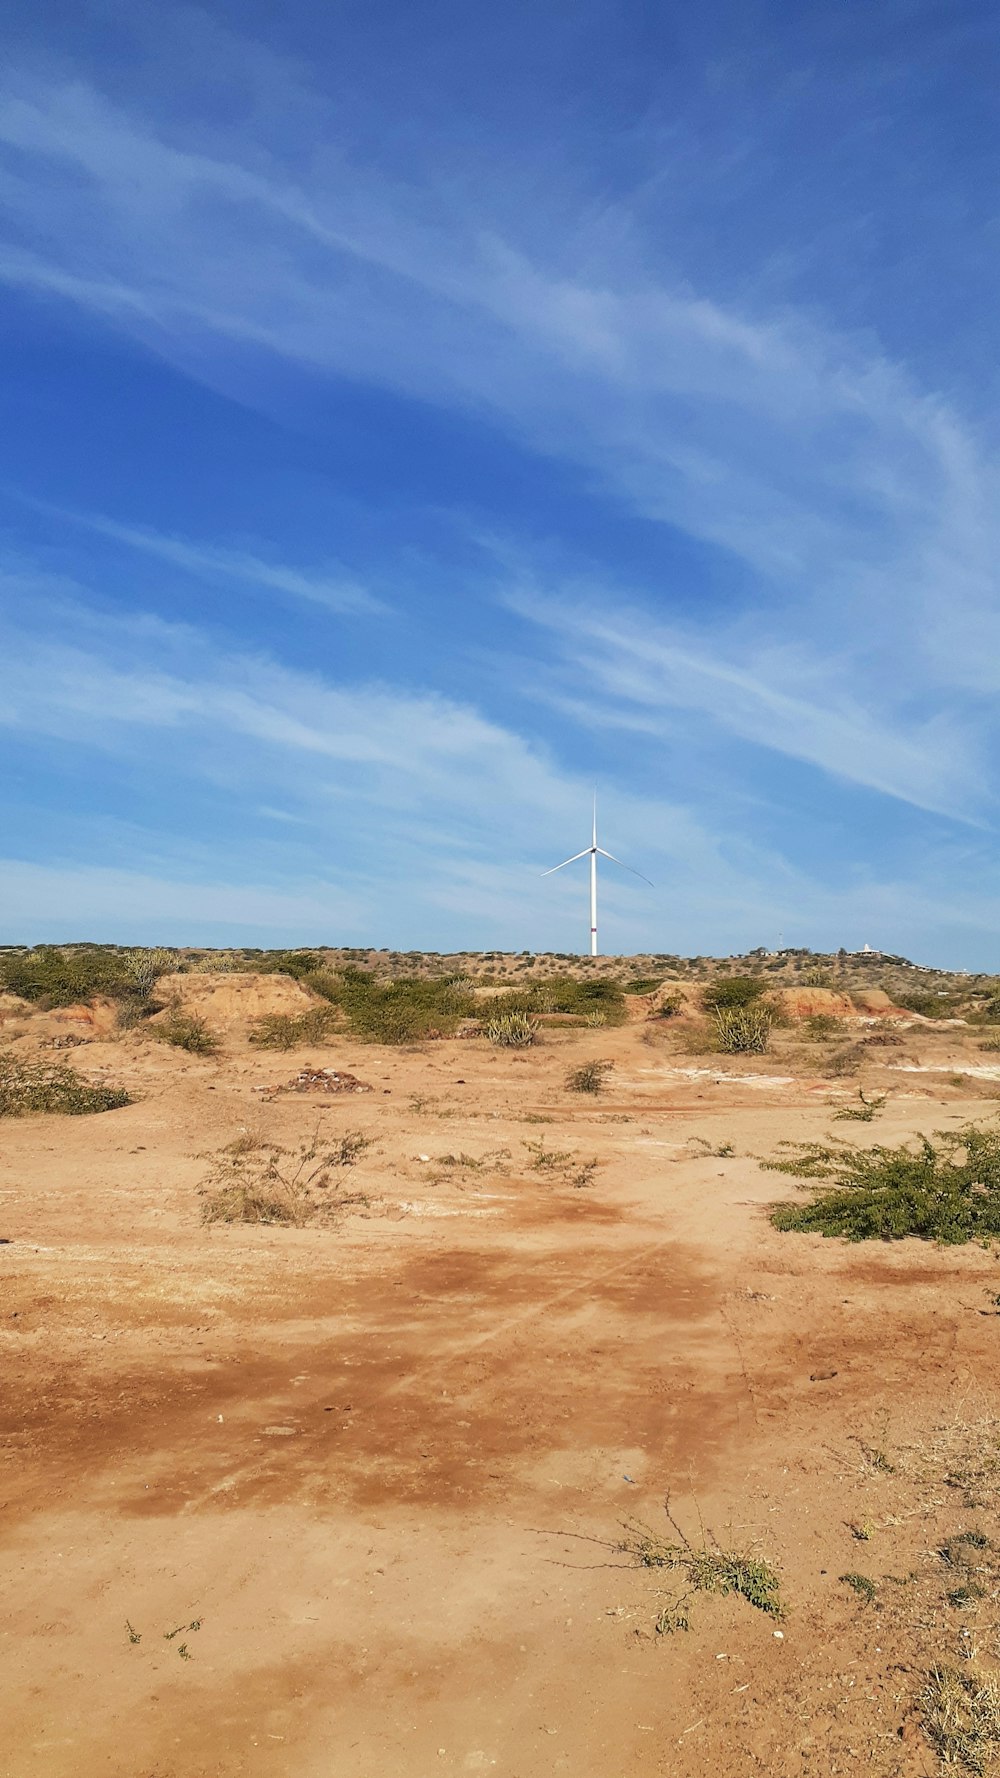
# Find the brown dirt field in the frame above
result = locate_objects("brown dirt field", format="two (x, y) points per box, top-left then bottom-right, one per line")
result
(3, 998), (1000, 1775)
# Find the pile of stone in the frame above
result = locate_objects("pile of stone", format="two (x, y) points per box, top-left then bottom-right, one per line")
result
(258, 1066), (373, 1098)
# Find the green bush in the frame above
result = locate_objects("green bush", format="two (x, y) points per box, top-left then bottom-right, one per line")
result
(304, 969), (627, 1044)
(566, 1060), (612, 1093)
(154, 1014), (219, 1055)
(477, 989), (544, 1017)
(254, 950), (322, 981)
(306, 969), (477, 1043)
(249, 1008), (339, 1049)
(702, 976), (767, 1013)
(713, 1004), (772, 1053)
(897, 990), (958, 1019)
(545, 977), (626, 1023)
(767, 1123), (1000, 1243)
(0, 1051), (132, 1116)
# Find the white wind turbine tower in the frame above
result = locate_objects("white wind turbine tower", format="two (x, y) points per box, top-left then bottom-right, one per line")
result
(542, 795), (653, 956)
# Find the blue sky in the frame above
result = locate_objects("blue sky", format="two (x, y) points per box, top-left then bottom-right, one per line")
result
(2, 0), (999, 961)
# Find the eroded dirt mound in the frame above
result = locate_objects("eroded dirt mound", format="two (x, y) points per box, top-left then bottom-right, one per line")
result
(850, 987), (905, 1015)
(772, 987), (857, 1019)
(0, 991), (30, 1029)
(36, 996), (122, 1039)
(151, 970), (321, 1028)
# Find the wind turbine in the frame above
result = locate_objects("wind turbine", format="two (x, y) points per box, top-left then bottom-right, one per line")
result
(542, 796), (653, 956)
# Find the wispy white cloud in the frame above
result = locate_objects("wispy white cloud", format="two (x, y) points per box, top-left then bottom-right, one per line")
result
(502, 583), (982, 820)
(8, 497), (381, 616)
(3, 55), (999, 708)
(0, 592), (590, 829)
(0, 586), (806, 948)
(0, 857), (367, 941)
(0, 67), (989, 589)
(2, 585), (999, 960)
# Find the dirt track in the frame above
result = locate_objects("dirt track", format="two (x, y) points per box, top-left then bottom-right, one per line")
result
(2, 1017), (999, 1775)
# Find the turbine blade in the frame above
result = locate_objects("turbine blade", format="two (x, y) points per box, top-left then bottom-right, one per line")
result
(541, 847), (592, 876)
(595, 847), (655, 887)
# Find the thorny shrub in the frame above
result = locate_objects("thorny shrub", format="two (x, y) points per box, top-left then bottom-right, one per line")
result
(154, 1013), (219, 1055)
(0, 1051), (132, 1117)
(199, 1126), (373, 1226)
(767, 1122), (1000, 1244)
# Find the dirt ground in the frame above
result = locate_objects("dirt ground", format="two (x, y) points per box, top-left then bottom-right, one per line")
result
(3, 995), (1000, 1776)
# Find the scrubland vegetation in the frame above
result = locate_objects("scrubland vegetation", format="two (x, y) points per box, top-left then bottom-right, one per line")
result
(0, 1051), (131, 1116)
(767, 1123), (1000, 1244)
(0, 945), (173, 1014)
(153, 1012), (219, 1055)
(245, 969), (629, 1046)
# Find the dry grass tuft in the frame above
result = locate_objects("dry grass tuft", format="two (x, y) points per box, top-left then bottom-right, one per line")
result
(921, 1666), (1000, 1772)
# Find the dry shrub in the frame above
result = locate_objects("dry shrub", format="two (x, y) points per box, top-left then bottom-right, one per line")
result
(833, 1089), (886, 1122)
(200, 1126), (372, 1226)
(828, 1044), (864, 1076)
(0, 1050), (131, 1117)
(566, 1060), (613, 1093)
(522, 1137), (600, 1188)
(619, 1511), (784, 1633)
